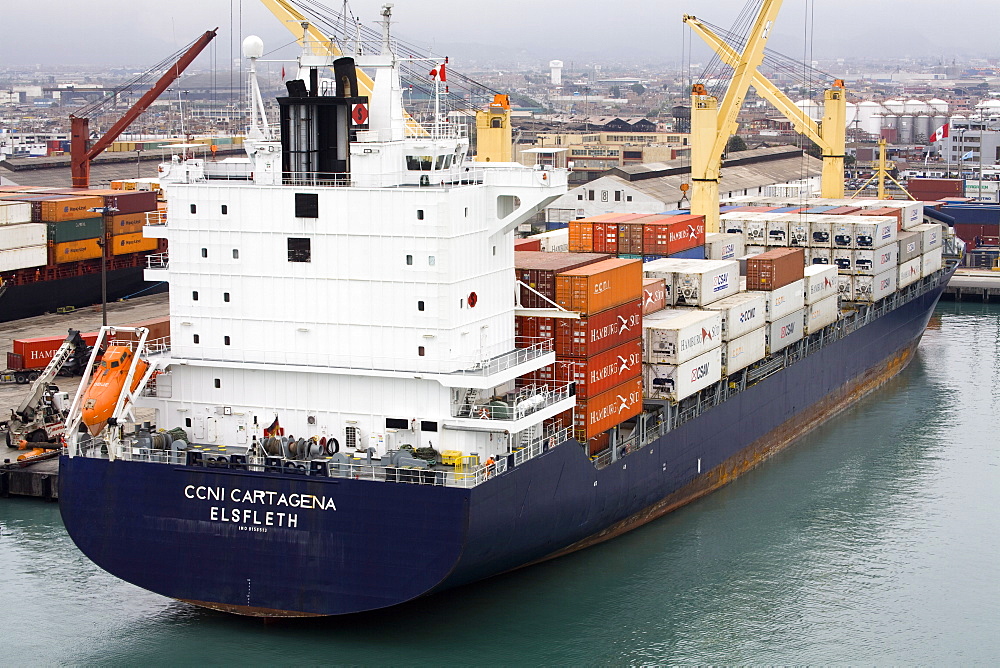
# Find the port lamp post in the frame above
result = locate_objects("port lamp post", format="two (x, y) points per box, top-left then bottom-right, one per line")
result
(89, 206), (119, 327)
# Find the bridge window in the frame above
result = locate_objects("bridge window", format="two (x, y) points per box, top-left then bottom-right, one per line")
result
(221, 205), (228, 215)
(294, 193), (319, 218)
(288, 238), (311, 262)
(406, 155), (433, 171)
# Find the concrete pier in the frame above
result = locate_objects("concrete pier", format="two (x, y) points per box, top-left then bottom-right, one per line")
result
(943, 269), (1000, 302)
(0, 455), (59, 500)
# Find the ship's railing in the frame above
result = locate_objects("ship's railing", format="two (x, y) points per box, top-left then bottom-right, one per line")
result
(92, 426), (572, 489)
(144, 211), (166, 226)
(452, 338), (552, 377)
(402, 122), (468, 140)
(452, 382), (571, 420)
(146, 252), (168, 270)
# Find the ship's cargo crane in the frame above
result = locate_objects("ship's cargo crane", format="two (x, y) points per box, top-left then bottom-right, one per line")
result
(70, 29), (217, 188)
(683, 1), (848, 231)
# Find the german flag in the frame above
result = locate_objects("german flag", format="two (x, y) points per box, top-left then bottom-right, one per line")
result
(263, 416), (281, 438)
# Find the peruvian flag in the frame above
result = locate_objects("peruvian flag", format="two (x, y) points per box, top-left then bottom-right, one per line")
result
(430, 61), (447, 82)
(930, 123), (949, 142)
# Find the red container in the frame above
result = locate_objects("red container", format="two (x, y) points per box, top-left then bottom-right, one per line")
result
(530, 338), (642, 399)
(12, 332), (100, 370)
(45, 189), (158, 214)
(745, 247), (805, 290)
(642, 214), (706, 255)
(514, 238), (541, 251)
(573, 376), (644, 441)
(515, 314), (556, 343)
(726, 206), (779, 213)
(642, 277), (667, 315)
(906, 178), (963, 200)
(954, 223), (998, 249)
(554, 299), (642, 358)
(592, 213), (645, 253)
(825, 206), (862, 215)
(515, 251), (610, 308)
(555, 258), (642, 315)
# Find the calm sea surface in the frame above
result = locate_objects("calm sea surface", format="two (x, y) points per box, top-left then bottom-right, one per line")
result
(2, 300), (999, 664)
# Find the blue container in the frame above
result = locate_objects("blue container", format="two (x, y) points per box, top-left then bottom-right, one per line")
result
(719, 205), (742, 212)
(940, 204), (1000, 226)
(771, 206), (806, 213)
(618, 253), (643, 259)
(642, 255), (666, 262)
(805, 206), (838, 214)
(545, 221), (569, 230)
(667, 246), (706, 260)
(659, 209), (690, 215)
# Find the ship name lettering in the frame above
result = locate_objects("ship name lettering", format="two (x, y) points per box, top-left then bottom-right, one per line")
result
(210, 506), (299, 528)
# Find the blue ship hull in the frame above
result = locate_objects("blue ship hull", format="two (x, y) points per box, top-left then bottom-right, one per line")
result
(59, 275), (948, 617)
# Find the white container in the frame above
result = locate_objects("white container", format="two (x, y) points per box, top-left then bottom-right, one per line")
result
(910, 223), (941, 253)
(922, 247), (943, 277)
(0, 201), (32, 226)
(898, 256), (921, 288)
(803, 264), (838, 304)
(704, 232), (745, 260)
(765, 219), (789, 246)
(0, 222), (46, 249)
(744, 219), (767, 245)
(804, 294), (839, 334)
(897, 231), (922, 264)
(642, 308), (723, 364)
(668, 259), (741, 306)
(871, 200), (922, 229)
(719, 213), (747, 235)
(528, 228), (569, 252)
(833, 248), (853, 272)
(0, 245), (47, 272)
(831, 218), (854, 249)
(723, 326), (766, 374)
(854, 268), (897, 302)
(643, 347), (723, 402)
(852, 244), (898, 275)
(702, 292), (767, 340)
(808, 248), (832, 265)
(854, 216), (898, 249)
(767, 307), (805, 353)
(788, 219), (810, 246)
(750, 278), (805, 321)
(746, 244), (767, 256)
(809, 218), (833, 246)
(837, 274), (854, 300)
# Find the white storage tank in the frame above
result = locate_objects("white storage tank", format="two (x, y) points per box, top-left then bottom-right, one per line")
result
(643, 347), (723, 402)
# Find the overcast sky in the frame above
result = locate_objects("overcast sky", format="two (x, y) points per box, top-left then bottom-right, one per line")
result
(3, 1), (998, 70)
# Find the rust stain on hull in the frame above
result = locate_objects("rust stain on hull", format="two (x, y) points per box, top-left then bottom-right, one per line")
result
(177, 598), (324, 618)
(538, 341), (920, 564)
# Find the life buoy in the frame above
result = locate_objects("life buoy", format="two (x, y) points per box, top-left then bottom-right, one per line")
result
(478, 407), (490, 419)
(467, 291), (478, 308)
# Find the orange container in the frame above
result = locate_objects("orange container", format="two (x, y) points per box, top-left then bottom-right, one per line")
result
(51, 238), (102, 263)
(573, 376), (643, 441)
(112, 232), (158, 255)
(529, 338), (642, 399)
(642, 277), (667, 315)
(106, 212), (147, 235)
(568, 219), (594, 252)
(39, 196), (104, 222)
(555, 257), (642, 315)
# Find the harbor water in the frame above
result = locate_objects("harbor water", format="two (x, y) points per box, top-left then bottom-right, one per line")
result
(2, 300), (998, 664)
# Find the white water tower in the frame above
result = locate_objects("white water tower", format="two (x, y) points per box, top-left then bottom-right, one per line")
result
(549, 60), (563, 86)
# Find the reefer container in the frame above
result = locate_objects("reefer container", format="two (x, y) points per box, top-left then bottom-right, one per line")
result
(803, 264), (838, 304)
(0, 222), (46, 248)
(38, 196), (104, 222)
(750, 278), (805, 321)
(46, 217), (104, 244)
(922, 247), (943, 277)
(531, 339), (642, 400)
(898, 257), (921, 288)
(870, 199), (922, 229)
(554, 299), (643, 358)
(852, 216), (898, 249)
(0, 246), (47, 272)
(809, 217), (833, 246)
(112, 232), (158, 255)
(642, 308), (723, 364)
(719, 212), (748, 235)
(804, 294), (839, 334)
(837, 274), (854, 301)
(515, 251), (610, 308)
(555, 258), (642, 315)
(767, 307), (805, 353)
(643, 346), (723, 402)
(661, 259), (741, 306)
(704, 232), (745, 260)
(744, 216), (768, 246)
(51, 238), (102, 263)
(723, 326), (766, 374)
(910, 223), (941, 253)
(896, 231), (922, 264)
(641, 277), (667, 314)
(787, 218), (810, 246)
(833, 248), (852, 272)
(745, 247), (804, 291)
(807, 248), (832, 265)
(0, 201), (32, 226)
(573, 376), (644, 441)
(701, 292), (767, 340)
(765, 217), (789, 246)
(853, 268), (897, 302)
(852, 244), (898, 276)
(831, 217), (854, 249)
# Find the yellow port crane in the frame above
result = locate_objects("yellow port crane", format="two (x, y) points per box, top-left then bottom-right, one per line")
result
(683, 1), (848, 232)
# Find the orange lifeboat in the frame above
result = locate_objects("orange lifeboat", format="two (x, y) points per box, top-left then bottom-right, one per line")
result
(81, 346), (149, 435)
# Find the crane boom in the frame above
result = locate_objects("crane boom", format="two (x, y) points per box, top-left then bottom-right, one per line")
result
(70, 29), (217, 188)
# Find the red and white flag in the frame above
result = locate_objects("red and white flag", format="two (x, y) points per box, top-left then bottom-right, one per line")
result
(930, 123), (949, 142)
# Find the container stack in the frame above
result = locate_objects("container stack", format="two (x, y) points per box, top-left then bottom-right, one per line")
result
(0, 200), (46, 272)
(745, 248), (807, 354)
(567, 213), (706, 261)
(516, 254), (644, 453)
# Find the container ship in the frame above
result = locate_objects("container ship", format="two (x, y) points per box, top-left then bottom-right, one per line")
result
(0, 186), (165, 322)
(59, 8), (959, 617)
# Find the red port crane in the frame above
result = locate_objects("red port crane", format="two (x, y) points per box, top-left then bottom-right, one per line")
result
(70, 29), (217, 188)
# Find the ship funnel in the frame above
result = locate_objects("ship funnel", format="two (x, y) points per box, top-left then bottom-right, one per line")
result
(334, 57), (359, 98)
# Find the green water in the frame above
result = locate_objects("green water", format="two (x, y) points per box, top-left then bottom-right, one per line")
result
(2, 301), (999, 664)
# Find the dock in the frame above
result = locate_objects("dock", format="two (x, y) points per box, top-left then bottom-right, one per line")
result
(943, 269), (1000, 302)
(1, 455), (59, 500)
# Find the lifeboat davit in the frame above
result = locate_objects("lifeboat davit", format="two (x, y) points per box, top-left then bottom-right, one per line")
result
(81, 346), (149, 435)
